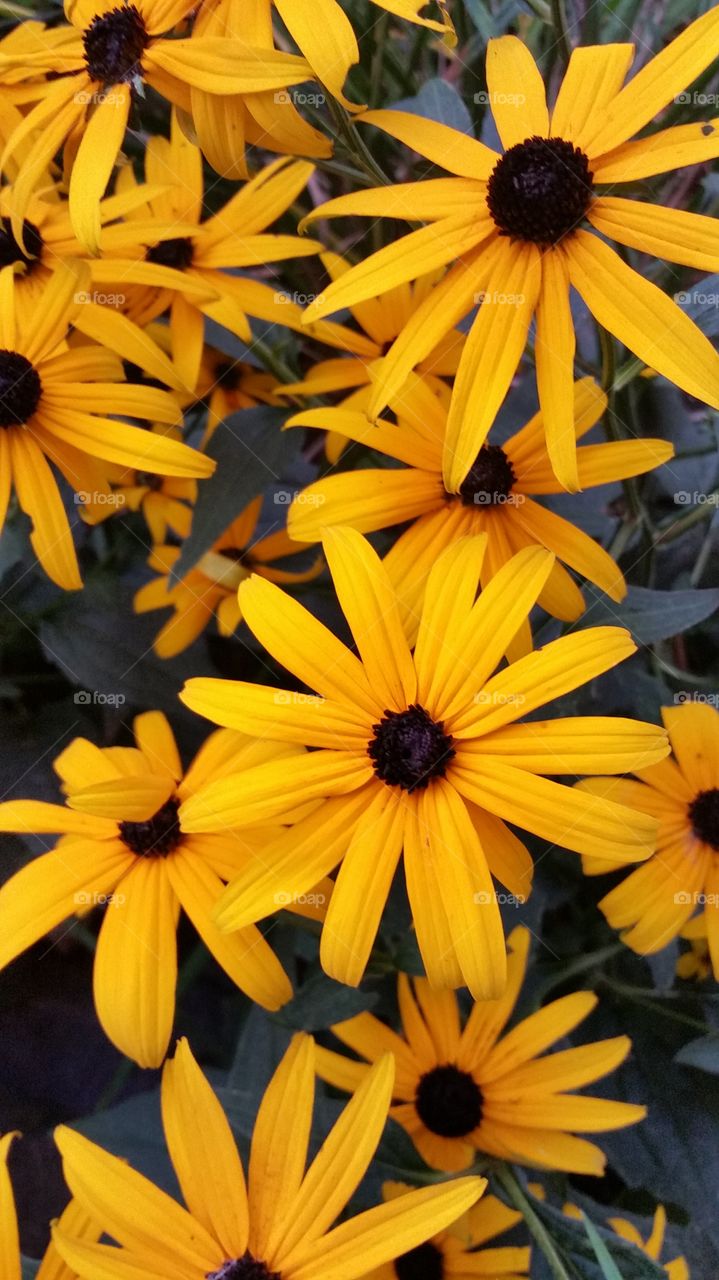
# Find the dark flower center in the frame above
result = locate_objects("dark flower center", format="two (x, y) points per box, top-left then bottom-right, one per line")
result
(206, 1255), (281, 1280)
(118, 796), (182, 857)
(218, 546), (246, 563)
(214, 359), (243, 391)
(83, 4), (149, 83)
(458, 443), (516, 507)
(395, 1242), (444, 1280)
(487, 136), (593, 245)
(369, 704), (454, 793)
(0, 351), (42, 427)
(689, 788), (719, 851)
(0, 218), (43, 273)
(146, 237), (195, 270)
(415, 1065), (483, 1138)
(122, 359), (167, 391)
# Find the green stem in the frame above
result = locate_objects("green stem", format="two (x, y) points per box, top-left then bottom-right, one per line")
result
(599, 977), (714, 1032)
(494, 1163), (574, 1280)
(550, 0), (572, 63)
(655, 493), (719, 544)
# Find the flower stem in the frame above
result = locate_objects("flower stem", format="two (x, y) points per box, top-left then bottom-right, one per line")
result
(494, 1162), (573, 1280)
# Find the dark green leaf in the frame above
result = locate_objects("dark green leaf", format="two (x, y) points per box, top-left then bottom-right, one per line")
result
(392, 78), (474, 134)
(173, 406), (297, 578)
(531, 1195), (667, 1280)
(675, 1031), (719, 1075)
(272, 969), (378, 1031)
(573, 585), (719, 644)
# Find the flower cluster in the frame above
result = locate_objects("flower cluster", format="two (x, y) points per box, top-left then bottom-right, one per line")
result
(0, 0), (714, 1273)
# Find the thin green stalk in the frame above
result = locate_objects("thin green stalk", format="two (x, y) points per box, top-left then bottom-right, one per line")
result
(494, 1163), (574, 1280)
(599, 977), (714, 1033)
(550, 0), (572, 63)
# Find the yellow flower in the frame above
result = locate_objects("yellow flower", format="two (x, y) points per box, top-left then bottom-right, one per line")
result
(136, 496), (323, 658)
(53, 1036), (486, 1280)
(361, 1184), (530, 1280)
(301, 13), (719, 491)
(196, 346), (281, 447)
(0, 1131), (99, 1280)
(316, 927), (645, 1175)
(197, 0), (454, 116)
(579, 701), (719, 977)
(181, 527), (667, 997)
(0, 0), (315, 250)
(281, 253), (465, 464)
(0, 711), (312, 1066)
(287, 375), (674, 651)
(0, 261), (212, 589)
(88, 117), (355, 392)
(608, 1207), (689, 1280)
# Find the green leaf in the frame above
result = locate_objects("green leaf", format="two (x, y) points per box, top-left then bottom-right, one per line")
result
(272, 968), (378, 1031)
(675, 1031), (719, 1075)
(530, 1196), (667, 1280)
(173, 406), (297, 578)
(392, 77), (474, 134)
(21, 1259), (39, 1280)
(573, 585), (719, 644)
(581, 1213), (625, 1280)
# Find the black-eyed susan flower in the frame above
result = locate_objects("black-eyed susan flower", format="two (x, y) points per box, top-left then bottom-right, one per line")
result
(0, 711), (313, 1066)
(90, 118), (335, 391)
(0, 261), (212, 589)
(281, 253), (464, 464)
(180, 527), (667, 997)
(1, 1131), (100, 1280)
(301, 12), (719, 491)
(579, 701), (719, 979)
(53, 1035), (486, 1280)
(196, 346), (281, 446)
(361, 1183), (530, 1280)
(607, 1207), (689, 1280)
(136, 496), (323, 657)
(287, 376), (673, 652)
(198, 0), (454, 114)
(0, 0), (315, 251)
(316, 926), (646, 1175)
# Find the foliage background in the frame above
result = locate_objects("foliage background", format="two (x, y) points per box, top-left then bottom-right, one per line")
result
(1, 0), (718, 1275)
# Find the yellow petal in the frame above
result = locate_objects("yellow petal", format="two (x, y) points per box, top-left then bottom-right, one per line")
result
(486, 36), (548, 147)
